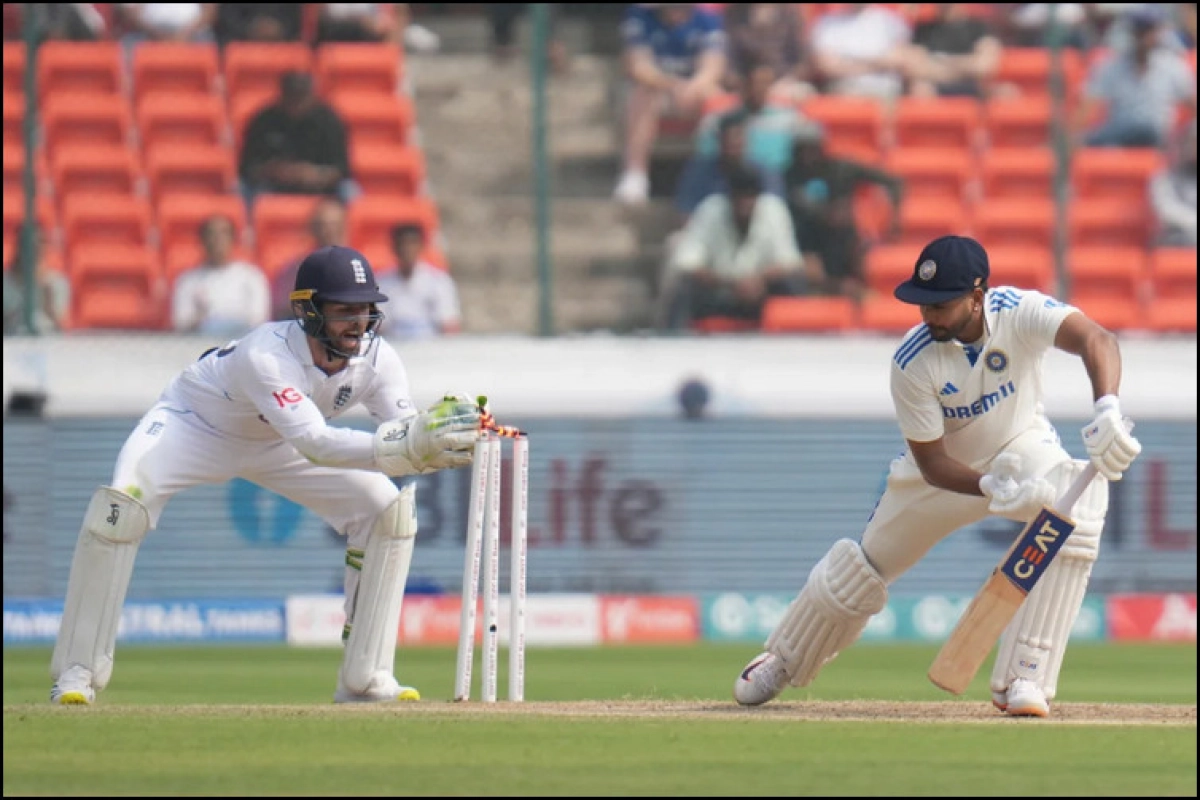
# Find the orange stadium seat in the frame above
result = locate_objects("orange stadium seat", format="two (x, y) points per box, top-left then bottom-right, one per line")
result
(36, 41), (123, 100)
(157, 193), (249, 266)
(761, 296), (857, 333)
(348, 195), (440, 253)
(1143, 296), (1197, 333)
(892, 97), (981, 151)
(350, 144), (425, 198)
(886, 148), (974, 204)
(71, 244), (166, 330)
(329, 92), (415, 147)
(1069, 199), (1148, 250)
(3, 92), (22, 146)
(691, 315), (759, 334)
(145, 143), (236, 203)
(895, 199), (968, 248)
(224, 42), (312, 106)
(3, 42), (23, 95)
(62, 194), (153, 259)
(132, 42), (219, 100)
(1148, 248), (1198, 299)
(1, 143), (45, 196)
(973, 199), (1056, 251)
(41, 92), (133, 161)
(993, 48), (1051, 98)
(252, 194), (325, 275)
(799, 95), (884, 159)
(979, 147), (1055, 201)
(985, 95), (1053, 149)
(1068, 247), (1147, 299)
(1071, 147), (1163, 201)
(137, 92), (227, 149)
(315, 43), (403, 97)
(864, 244), (916, 295)
(858, 294), (920, 333)
(51, 144), (142, 203)
(1067, 294), (1141, 331)
(987, 246), (1055, 293)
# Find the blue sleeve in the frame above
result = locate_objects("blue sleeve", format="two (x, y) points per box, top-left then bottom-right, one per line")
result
(621, 6), (652, 50)
(694, 10), (727, 51)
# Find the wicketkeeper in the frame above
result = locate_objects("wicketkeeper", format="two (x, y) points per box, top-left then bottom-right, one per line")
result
(50, 245), (485, 705)
(734, 235), (1142, 717)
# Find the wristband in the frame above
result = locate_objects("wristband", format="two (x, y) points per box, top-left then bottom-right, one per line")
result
(1094, 395), (1120, 415)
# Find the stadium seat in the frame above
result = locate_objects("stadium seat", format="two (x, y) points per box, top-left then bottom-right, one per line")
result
(993, 48), (1051, 99)
(701, 92), (740, 117)
(329, 92), (415, 148)
(223, 42), (312, 106)
(350, 144), (425, 198)
(62, 194), (153, 259)
(1071, 147), (1163, 201)
(885, 148), (974, 205)
(36, 41), (123, 101)
(1148, 248), (1198, 299)
(979, 147), (1055, 201)
(858, 294), (920, 333)
(761, 296), (857, 333)
(987, 246), (1056, 294)
(145, 143), (236, 203)
(1068, 199), (1149, 250)
(1068, 247), (1147, 299)
(41, 92), (133, 161)
(864, 244), (916, 295)
(132, 42), (219, 100)
(984, 95), (1053, 149)
(157, 193), (249, 265)
(3, 42), (23, 95)
(2, 143), (44, 196)
(2, 191), (57, 259)
(1067, 294), (1141, 331)
(2, 92), (22, 146)
(973, 199), (1056, 251)
(892, 97), (981, 151)
(691, 315), (759, 334)
(1143, 296), (1197, 333)
(51, 144), (142, 203)
(315, 43), (403, 98)
(69, 243), (165, 330)
(895, 199), (968, 248)
(252, 194), (325, 275)
(137, 92), (227, 149)
(799, 95), (883, 159)
(348, 196), (440, 257)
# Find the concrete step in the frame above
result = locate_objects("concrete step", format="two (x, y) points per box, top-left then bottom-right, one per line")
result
(457, 275), (655, 334)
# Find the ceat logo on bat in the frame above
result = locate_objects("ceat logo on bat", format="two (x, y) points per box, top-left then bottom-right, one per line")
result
(1001, 510), (1075, 594)
(272, 388), (304, 408)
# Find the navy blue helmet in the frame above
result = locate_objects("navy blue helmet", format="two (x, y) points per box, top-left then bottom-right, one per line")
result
(290, 245), (388, 358)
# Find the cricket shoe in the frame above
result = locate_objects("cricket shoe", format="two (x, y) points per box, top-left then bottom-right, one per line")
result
(995, 679), (1050, 718)
(733, 651), (789, 706)
(50, 665), (96, 706)
(334, 671), (420, 704)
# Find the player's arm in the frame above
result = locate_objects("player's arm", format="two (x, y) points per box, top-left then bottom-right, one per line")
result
(907, 438), (987, 497)
(1052, 310), (1121, 402)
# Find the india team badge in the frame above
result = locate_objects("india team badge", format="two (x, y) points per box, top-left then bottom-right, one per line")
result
(917, 259), (937, 282)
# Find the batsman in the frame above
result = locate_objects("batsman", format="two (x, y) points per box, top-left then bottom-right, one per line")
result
(50, 245), (488, 706)
(734, 235), (1143, 717)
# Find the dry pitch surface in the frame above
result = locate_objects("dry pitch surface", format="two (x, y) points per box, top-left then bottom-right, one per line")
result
(12, 700), (1196, 726)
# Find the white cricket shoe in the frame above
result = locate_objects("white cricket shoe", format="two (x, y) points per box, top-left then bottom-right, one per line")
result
(613, 170), (649, 206)
(50, 665), (96, 706)
(1000, 678), (1050, 718)
(733, 651), (789, 706)
(334, 670), (420, 704)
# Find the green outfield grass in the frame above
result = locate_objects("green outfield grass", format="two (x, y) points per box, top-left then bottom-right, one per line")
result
(4, 643), (1196, 796)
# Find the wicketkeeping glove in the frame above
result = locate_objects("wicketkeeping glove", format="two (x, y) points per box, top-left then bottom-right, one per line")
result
(1082, 396), (1141, 481)
(373, 394), (482, 475)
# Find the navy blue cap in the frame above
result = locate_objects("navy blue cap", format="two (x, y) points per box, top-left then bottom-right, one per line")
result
(893, 235), (989, 305)
(292, 245), (388, 305)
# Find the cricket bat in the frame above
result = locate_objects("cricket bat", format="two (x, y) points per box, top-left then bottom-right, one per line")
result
(927, 462), (1100, 695)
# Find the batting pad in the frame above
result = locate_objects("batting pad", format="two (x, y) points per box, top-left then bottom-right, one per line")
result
(767, 538), (888, 688)
(991, 459), (1108, 700)
(340, 485), (418, 694)
(51, 486), (150, 690)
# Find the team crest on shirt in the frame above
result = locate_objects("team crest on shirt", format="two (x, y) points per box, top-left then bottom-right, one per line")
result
(984, 349), (1009, 373)
(917, 259), (937, 281)
(334, 385), (353, 409)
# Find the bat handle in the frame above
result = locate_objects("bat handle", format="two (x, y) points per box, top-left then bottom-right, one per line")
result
(1053, 418), (1134, 515)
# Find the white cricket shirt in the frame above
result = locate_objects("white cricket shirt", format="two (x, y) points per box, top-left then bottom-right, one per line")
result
(890, 286), (1079, 465)
(161, 321), (415, 468)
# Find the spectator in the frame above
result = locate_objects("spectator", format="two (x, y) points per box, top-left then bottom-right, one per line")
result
(315, 3), (402, 46)
(116, 4), (216, 44)
(995, 4), (1091, 49)
(722, 3), (814, 101)
(809, 3), (911, 101)
(213, 4), (302, 46)
(905, 3), (1005, 98)
(1074, 6), (1196, 149)
(1150, 119), (1197, 247)
(674, 110), (785, 220)
(172, 215), (270, 336)
(657, 163), (804, 331)
(3, 226), (70, 335)
(395, 3), (441, 54)
(486, 4), (568, 71)
(8, 4), (109, 42)
(270, 197), (349, 320)
(238, 71), (357, 212)
(783, 122), (904, 300)
(614, 3), (728, 206)
(376, 224), (463, 339)
(693, 60), (804, 175)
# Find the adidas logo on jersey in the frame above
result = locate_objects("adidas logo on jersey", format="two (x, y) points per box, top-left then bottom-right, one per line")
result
(940, 382), (959, 396)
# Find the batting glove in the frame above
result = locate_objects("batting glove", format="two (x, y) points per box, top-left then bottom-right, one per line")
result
(1082, 396), (1142, 482)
